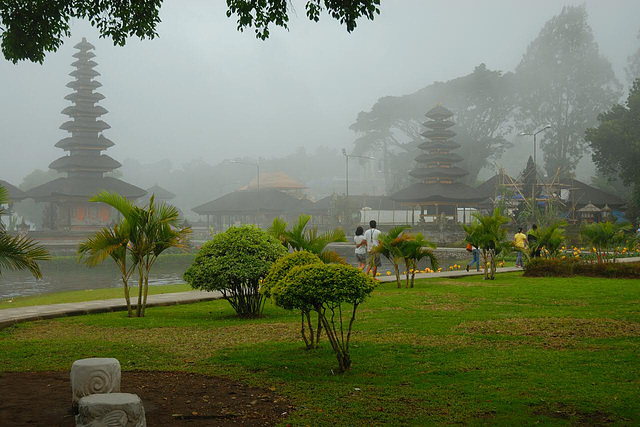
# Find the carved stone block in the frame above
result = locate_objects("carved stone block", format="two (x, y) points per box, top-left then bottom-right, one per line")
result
(76, 393), (146, 427)
(71, 358), (121, 404)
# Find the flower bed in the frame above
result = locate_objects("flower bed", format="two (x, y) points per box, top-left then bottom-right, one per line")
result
(523, 257), (640, 279)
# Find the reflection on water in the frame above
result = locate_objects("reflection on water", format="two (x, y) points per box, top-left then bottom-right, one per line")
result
(0, 265), (186, 299)
(0, 243), (459, 299)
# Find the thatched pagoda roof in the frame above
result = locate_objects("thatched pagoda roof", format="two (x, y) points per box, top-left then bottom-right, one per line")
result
(425, 105), (454, 120)
(49, 154), (121, 172)
(26, 177), (146, 201)
(145, 184), (177, 200)
(0, 180), (27, 201)
(192, 189), (302, 215)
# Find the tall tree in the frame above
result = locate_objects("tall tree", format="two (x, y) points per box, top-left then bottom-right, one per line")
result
(585, 78), (640, 219)
(627, 29), (640, 84)
(515, 5), (622, 178)
(0, 0), (380, 63)
(350, 64), (515, 187)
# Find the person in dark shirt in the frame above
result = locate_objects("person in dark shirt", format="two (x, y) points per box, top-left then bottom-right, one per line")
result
(528, 224), (540, 258)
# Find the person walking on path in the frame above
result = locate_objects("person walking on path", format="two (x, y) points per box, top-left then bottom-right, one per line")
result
(466, 243), (480, 272)
(514, 227), (528, 268)
(527, 224), (539, 258)
(364, 220), (382, 278)
(354, 226), (367, 271)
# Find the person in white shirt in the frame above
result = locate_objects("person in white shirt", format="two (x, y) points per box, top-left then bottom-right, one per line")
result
(354, 226), (367, 271)
(364, 220), (382, 277)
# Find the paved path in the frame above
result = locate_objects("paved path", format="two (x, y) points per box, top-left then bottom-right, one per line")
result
(2, 256), (638, 328)
(377, 266), (522, 282)
(0, 291), (222, 329)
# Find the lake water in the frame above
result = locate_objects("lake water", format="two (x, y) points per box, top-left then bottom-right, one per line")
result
(0, 243), (464, 299)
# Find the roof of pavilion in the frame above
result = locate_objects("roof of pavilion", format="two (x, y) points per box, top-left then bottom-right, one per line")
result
(239, 172), (307, 191)
(192, 189), (303, 215)
(560, 179), (626, 208)
(0, 180), (27, 201)
(25, 177), (146, 200)
(145, 184), (177, 200)
(475, 174), (517, 198)
(389, 182), (488, 204)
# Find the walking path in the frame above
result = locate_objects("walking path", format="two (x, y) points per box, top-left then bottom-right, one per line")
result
(0, 291), (222, 328)
(2, 256), (639, 328)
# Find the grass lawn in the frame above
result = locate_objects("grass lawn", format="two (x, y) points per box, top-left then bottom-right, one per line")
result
(1, 272), (638, 425)
(0, 284), (191, 309)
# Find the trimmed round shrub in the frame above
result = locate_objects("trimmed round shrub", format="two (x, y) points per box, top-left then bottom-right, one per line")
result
(261, 250), (322, 298)
(184, 225), (287, 317)
(271, 263), (376, 371)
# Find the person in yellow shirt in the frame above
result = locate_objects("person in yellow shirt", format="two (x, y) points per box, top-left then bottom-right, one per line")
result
(514, 227), (528, 268)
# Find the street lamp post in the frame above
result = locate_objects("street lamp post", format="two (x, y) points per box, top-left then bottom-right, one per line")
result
(519, 125), (551, 224)
(341, 149), (374, 223)
(229, 160), (260, 189)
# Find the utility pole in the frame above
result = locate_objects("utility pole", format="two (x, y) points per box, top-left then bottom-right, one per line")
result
(519, 125), (551, 224)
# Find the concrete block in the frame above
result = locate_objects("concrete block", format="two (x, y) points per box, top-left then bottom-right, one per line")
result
(71, 358), (121, 403)
(76, 393), (146, 427)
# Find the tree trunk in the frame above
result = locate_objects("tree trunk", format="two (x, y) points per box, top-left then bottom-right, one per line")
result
(122, 278), (132, 318)
(136, 267), (144, 317)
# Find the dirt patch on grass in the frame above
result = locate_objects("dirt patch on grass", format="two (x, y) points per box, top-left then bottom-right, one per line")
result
(418, 303), (471, 312)
(0, 370), (291, 426)
(11, 322), (299, 360)
(532, 403), (615, 425)
(459, 317), (640, 339)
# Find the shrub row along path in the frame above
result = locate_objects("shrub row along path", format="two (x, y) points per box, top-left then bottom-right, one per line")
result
(2, 257), (638, 328)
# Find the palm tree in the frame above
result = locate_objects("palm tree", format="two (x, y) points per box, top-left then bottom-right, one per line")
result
(371, 225), (410, 287)
(528, 221), (567, 258)
(400, 233), (438, 288)
(463, 209), (511, 280)
(267, 214), (347, 263)
(79, 191), (191, 317)
(581, 221), (631, 263)
(0, 185), (50, 278)
(79, 222), (135, 316)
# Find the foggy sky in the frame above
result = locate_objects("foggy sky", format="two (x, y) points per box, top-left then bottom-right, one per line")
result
(1, 0), (639, 184)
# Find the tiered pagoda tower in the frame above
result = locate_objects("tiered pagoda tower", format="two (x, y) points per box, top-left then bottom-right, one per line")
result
(50, 38), (120, 178)
(27, 38), (145, 230)
(390, 105), (486, 222)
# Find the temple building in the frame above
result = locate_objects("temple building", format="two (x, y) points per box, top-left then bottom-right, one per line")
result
(27, 38), (145, 230)
(390, 105), (485, 222)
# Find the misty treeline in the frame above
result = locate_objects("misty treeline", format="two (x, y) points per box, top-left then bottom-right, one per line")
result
(352, 5), (637, 190)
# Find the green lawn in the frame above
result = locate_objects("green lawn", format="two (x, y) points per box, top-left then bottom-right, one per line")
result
(1, 273), (638, 425)
(0, 284), (191, 309)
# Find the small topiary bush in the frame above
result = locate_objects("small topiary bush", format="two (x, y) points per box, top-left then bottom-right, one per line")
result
(524, 258), (640, 279)
(262, 251), (324, 349)
(184, 225), (287, 317)
(261, 250), (322, 298)
(270, 263), (376, 372)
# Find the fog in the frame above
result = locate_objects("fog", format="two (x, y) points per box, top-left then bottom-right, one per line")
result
(1, 0), (639, 185)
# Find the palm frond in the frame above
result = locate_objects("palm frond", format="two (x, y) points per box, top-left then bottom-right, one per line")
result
(90, 191), (135, 218)
(0, 233), (50, 278)
(318, 250), (347, 264)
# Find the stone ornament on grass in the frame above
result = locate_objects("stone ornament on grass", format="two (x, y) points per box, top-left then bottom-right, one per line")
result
(76, 393), (146, 427)
(71, 358), (121, 404)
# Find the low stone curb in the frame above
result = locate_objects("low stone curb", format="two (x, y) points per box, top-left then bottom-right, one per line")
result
(0, 291), (222, 329)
